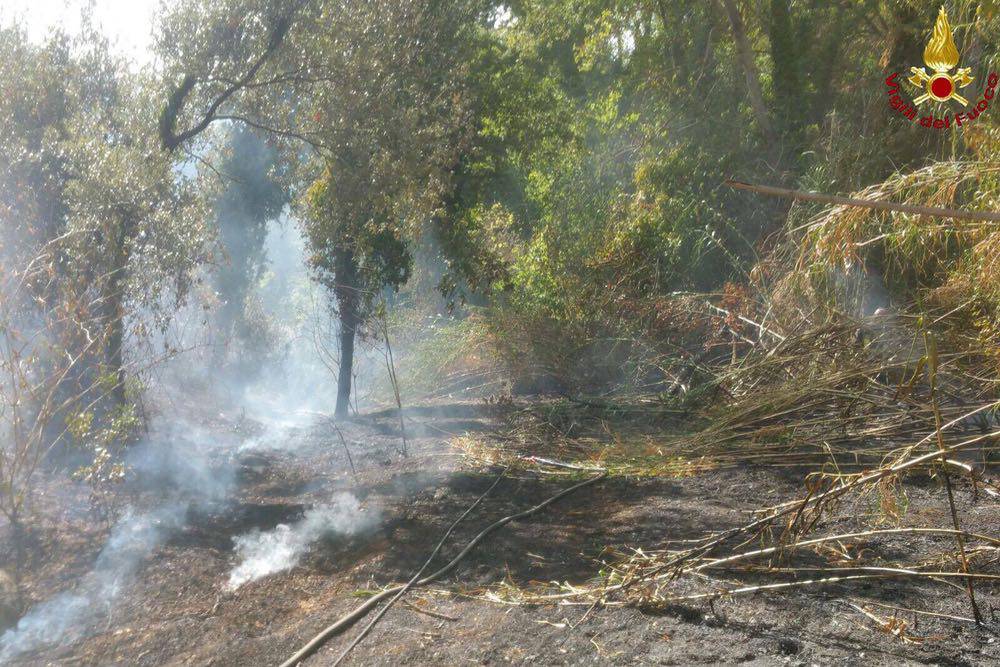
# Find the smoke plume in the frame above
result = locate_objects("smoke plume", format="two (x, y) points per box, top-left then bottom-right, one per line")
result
(0, 504), (187, 661)
(227, 493), (377, 589)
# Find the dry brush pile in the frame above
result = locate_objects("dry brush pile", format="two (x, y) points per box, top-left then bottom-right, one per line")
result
(459, 164), (1000, 632)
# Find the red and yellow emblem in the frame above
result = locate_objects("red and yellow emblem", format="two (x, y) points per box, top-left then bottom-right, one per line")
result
(907, 7), (973, 105)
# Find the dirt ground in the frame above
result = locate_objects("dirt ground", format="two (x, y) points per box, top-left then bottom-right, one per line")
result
(2, 399), (999, 666)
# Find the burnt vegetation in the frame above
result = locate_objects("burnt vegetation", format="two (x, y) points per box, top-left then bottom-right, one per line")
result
(2, 1), (1000, 665)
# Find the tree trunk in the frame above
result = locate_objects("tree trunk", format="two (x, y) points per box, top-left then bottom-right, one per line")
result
(716, 0), (778, 146)
(766, 0), (800, 129)
(334, 246), (360, 419)
(335, 305), (357, 419)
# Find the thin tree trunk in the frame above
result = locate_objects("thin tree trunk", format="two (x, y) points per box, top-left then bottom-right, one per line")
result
(334, 246), (359, 419)
(10, 508), (25, 609)
(335, 308), (357, 419)
(765, 0), (799, 128)
(716, 0), (777, 145)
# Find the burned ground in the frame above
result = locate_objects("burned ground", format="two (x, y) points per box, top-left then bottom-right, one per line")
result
(1, 399), (998, 666)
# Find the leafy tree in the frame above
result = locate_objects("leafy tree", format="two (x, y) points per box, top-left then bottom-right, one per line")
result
(0, 22), (213, 574)
(0, 23), (211, 417)
(295, 1), (482, 416)
(61, 84), (210, 405)
(0, 27), (74, 306)
(157, 0), (485, 416)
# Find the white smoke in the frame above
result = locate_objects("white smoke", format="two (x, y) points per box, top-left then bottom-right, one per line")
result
(0, 401), (353, 660)
(0, 505), (187, 662)
(0, 153), (379, 662)
(227, 493), (377, 589)
(0, 422), (234, 662)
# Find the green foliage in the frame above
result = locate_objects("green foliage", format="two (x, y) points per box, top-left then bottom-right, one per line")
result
(69, 402), (140, 487)
(374, 311), (498, 401)
(427, 1), (770, 389)
(149, 0), (1000, 400)
(302, 167), (414, 302)
(0, 18), (217, 527)
(0, 22), (212, 350)
(421, 0), (1000, 393)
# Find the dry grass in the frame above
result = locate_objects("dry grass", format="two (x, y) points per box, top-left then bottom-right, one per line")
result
(435, 161), (1000, 631)
(469, 242), (998, 631)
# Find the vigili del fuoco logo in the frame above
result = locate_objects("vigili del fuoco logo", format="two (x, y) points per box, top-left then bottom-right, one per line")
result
(885, 6), (998, 129)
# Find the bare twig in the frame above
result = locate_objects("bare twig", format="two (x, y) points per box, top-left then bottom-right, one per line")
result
(726, 180), (1000, 223)
(924, 331), (981, 624)
(401, 600), (458, 622)
(332, 423), (358, 481)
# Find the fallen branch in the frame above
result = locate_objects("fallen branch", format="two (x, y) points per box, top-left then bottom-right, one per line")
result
(692, 527), (1000, 574)
(647, 570), (1000, 604)
(725, 180), (1000, 223)
(330, 466), (510, 666)
(659, 430), (1000, 572)
(401, 600), (458, 622)
(279, 471), (608, 667)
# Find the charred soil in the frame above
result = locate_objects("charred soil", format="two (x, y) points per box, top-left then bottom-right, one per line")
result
(1, 399), (998, 666)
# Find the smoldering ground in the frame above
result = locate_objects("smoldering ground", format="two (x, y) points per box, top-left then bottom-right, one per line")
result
(227, 493), (379, 589)
(0, 127), (423, 662)
(0, 422), (230, 660)
(0, 413), (379, 661)
(0, 504), (187, 661)
(0, 215), (384, 661)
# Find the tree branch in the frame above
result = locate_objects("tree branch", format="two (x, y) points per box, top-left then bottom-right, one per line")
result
(215, 114), (326, 153)
(159, 9), (298, 151)
(726, 180), (1000, 223)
